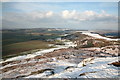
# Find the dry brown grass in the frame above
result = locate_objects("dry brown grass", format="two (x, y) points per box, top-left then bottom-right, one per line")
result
(109, 61), (120, 67)
(79, 71), (97, 76)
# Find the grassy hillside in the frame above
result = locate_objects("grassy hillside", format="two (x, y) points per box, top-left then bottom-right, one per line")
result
(2, 31), (60, 46)
(2, 28), (72, 59)
(2, 40), (55, 59)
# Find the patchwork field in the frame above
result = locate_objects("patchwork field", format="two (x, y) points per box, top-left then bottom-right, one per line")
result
(2, 28), (66, 59)
(2, 40), (55, 59)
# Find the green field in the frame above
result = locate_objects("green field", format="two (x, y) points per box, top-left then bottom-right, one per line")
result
(3, 40), (55, 59)
(2, 29), (65, 59)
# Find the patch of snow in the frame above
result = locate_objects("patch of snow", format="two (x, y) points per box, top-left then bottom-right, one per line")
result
(82, 32), (120, 41)
(25, 71), (52, 78)
(26, 60), (77, 78)
(48, 60), (77, 67)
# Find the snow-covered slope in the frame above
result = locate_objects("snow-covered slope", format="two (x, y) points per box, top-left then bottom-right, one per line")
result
(48, 57), (119, 78)
(82, 32), (119, 41)
(1, 46), (119, 78)
(25, 57), (119, 78)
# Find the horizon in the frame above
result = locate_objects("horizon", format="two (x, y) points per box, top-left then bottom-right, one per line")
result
(1, 27), (119, 31)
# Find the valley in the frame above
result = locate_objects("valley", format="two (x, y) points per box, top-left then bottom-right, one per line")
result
(1, 28), (120, 79)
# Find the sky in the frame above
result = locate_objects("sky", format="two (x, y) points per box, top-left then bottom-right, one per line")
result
(1, 0), (120, 2)
(1, 2), (119, 30)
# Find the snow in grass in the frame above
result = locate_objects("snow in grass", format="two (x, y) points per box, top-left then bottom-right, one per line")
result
(25, 60), (77, 78)
(25, 71), (52, 78)
(47, 57), (119, 78)
(1, 41), (77, 63)
(25, 57), (119, 78)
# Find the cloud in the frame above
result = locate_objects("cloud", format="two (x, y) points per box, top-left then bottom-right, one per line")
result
(62, 10), (76, 19)
(62, 10), (117, 22)
(84, 10), (95, 16)
(27, 11), (53, 19)
(2, 10), (118, 30)
(46, 11), (53, 17)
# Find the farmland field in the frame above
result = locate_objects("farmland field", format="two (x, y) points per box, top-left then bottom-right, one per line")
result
(2, 40), (55, 59)
(2, 28), (67, 59)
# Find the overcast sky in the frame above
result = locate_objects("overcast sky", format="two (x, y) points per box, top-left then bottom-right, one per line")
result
(2, 2), (118, 30)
